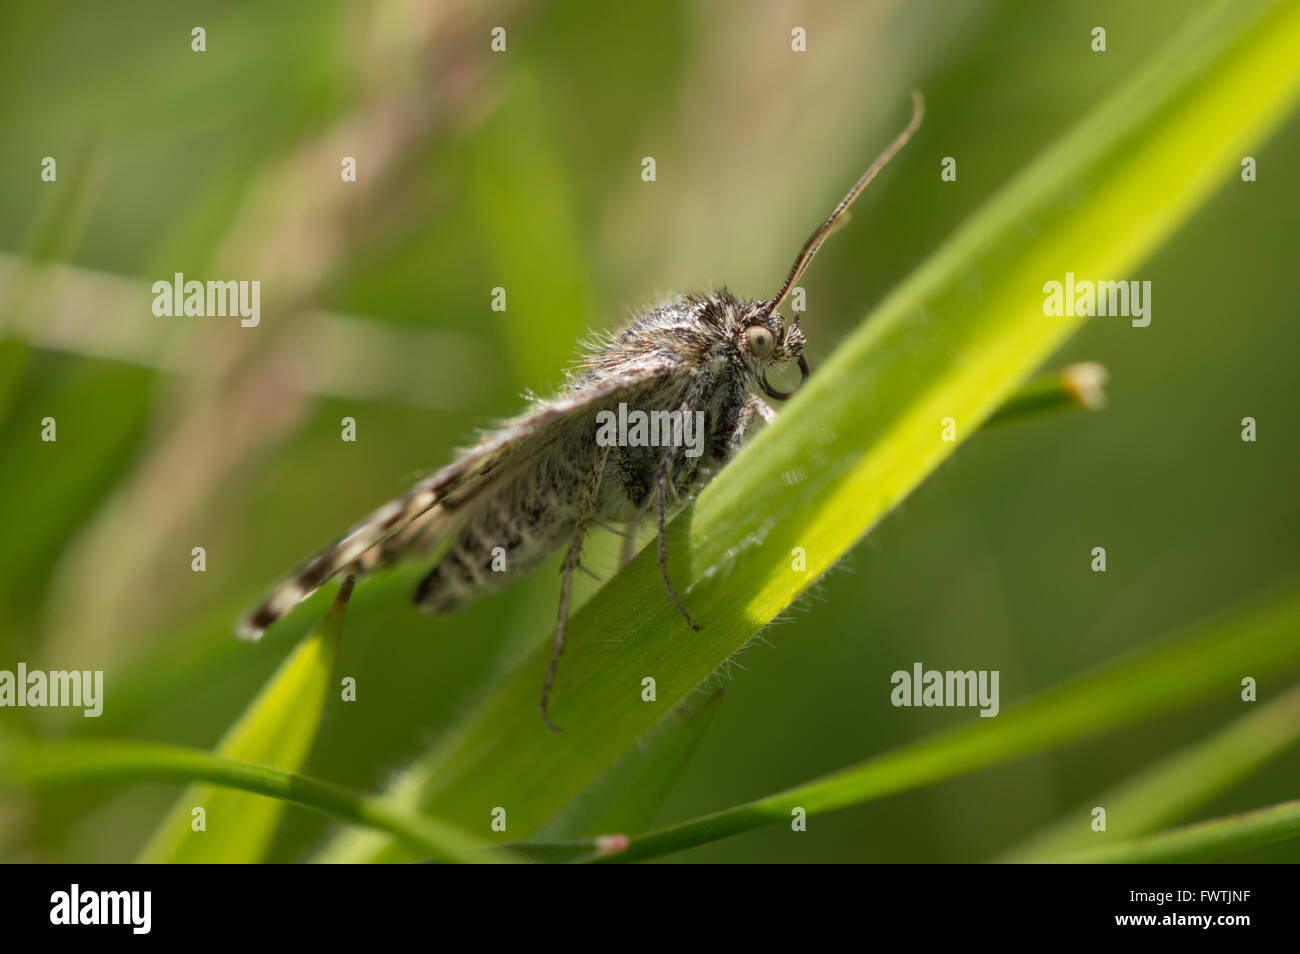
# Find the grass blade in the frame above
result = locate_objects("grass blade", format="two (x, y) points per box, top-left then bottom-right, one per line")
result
(137, 579), (352, 862)
(982, 362), (1108, 428)
(537, 689), (724, 840)
(0, 735), (505, 863)
(999, 682), (1300, 862)
(1058, 799), (1300, 864)
(596, 580), (1300, 862)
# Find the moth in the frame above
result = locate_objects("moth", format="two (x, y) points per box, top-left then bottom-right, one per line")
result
(240, 93), (924, 730)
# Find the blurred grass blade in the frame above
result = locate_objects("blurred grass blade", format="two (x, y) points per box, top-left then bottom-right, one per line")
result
(321, 0), (1300, 863)
(0, 735), (502, 863)
(1057, 799), (1300, 864)
(595, 580), (1300, 863)
(498, 834), (632, 864)
(999, 682), (1300, 862)
(0, 139), (105, 423)
(137, 579), (353, 862)
(537, 689), (724, 840)
(981, 363), (1108, 429)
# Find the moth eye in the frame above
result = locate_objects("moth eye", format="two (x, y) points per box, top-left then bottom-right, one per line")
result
(746, 325), (775, 357)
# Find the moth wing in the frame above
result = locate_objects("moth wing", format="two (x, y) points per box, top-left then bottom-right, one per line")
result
(237, 360), (674, 639)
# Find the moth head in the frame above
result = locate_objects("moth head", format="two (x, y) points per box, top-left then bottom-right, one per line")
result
(740, 305), (808, 401)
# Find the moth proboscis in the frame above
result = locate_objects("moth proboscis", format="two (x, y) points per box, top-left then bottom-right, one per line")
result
(239, 92), (925, 731)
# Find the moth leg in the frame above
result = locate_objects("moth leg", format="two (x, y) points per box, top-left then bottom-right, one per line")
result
(655, 447), (701, 631)
(540, 445), (610, 732)
(725, 393), (778, 456)
(750, 394), (778, 425)
(653, 370), (713, 632)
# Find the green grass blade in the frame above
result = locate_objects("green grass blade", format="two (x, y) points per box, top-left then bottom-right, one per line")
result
(1058, 799), (1300, 864)
(495, 835), (632, 865)
(538, 689), (724, 840)
(322, 0), (1300, 863)
(0, 735), (506, 863)
(137, 579), (352, 862)
(982, 363), (1108, 429)
(595, 580), (1300, 862)
(999, 682), (1300, 862)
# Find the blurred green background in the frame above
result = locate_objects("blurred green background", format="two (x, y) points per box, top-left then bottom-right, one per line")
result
(1, 0), (1297, 862)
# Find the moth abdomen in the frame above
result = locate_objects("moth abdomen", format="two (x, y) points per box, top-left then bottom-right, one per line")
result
(412, 473), (581, 615)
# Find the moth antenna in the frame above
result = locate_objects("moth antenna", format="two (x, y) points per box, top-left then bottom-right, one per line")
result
(766, 90), (925, 315)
